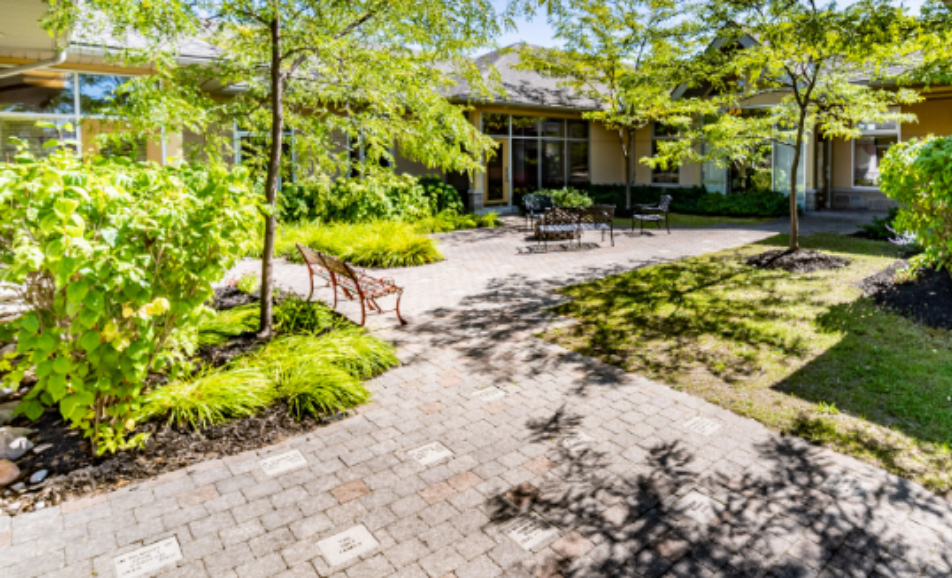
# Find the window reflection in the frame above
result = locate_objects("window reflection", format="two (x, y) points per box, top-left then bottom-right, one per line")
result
(854, 136), (897, 187)
(0, 119), (76, 161)
(0, 72), (75, 114)
(79, 74), (132, 116)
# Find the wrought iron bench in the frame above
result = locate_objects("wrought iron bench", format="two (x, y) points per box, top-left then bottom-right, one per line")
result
(632, 195), (672, 235)
(296, 244), (406, 326)
(535, 205), (616, 249)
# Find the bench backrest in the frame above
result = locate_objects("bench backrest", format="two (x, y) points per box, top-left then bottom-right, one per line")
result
(296, 243), (360, 288)
(543, 206), (580, 226)
(658, 195), (673, 213)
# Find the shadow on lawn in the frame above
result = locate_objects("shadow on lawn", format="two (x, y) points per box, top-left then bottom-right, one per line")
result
(485, 404), (952, 576)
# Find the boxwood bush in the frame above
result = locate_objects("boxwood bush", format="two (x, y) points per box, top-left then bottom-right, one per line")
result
(580, 184), (789, 217)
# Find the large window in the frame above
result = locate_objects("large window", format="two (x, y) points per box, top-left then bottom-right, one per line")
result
(854, 120), (899, 188)
(651, 123), (680, 185)
(0, 68), (154, 162)
(480, 113), (589, 200)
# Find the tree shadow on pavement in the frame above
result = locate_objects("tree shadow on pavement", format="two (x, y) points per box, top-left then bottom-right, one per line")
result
(482, 403), (952, 577)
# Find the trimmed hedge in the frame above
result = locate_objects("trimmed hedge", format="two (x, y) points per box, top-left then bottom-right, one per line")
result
(580, 184), (789, 218)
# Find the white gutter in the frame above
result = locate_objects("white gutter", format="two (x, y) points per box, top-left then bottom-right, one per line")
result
(0, 49), (69, 79)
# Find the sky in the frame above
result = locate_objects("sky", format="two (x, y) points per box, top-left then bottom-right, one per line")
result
(492, 0), (931, 50)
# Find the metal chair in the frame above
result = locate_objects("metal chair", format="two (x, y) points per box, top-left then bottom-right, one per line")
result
(632, 195), (673, 235)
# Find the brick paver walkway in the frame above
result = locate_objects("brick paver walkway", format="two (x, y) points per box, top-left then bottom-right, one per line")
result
(4, 213), (951, 578)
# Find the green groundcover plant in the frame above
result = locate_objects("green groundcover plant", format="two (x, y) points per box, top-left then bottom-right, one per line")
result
(0, 144), (260, 454)
(880, 136), (952, 271)
(583, 184), (789, 217)
(262, 220), (444, 268)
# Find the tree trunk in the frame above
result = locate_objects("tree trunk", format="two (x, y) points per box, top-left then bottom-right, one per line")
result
(621, 127), (632, 210)
(789, 113), (807, 250)
(258, 11), (284, 339)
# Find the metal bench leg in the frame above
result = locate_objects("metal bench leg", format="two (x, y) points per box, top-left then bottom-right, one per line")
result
(395, 292), (407, 325)
(359, 298), (367, 326)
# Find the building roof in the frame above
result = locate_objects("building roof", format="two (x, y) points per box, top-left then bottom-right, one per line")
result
(446, 44), (601, 111)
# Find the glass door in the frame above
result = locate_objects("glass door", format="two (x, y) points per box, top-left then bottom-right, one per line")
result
(485, 138), (510, 205)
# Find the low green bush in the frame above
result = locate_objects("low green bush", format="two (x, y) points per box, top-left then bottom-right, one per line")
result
(579, 184), (788, 217)
(880, 136), (952, 270)
(858, 207), (900, 241)
(197, 305), (259, 347)
(279, 174), (463, 223)
(137, 367), (275, 428)
(262, 220), (443, 268)
(414, 210), (500, 234)
(274, 294), (339, 335)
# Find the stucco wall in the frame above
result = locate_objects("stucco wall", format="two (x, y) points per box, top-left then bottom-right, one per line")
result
(590, 121), (626, 184)
(902, 94), (952, 140)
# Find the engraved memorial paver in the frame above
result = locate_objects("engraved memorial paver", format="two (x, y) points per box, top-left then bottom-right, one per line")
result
(473, 386), (506, 402)
(672, 491), (725, 524)
(114, 537), (183, 578)
(561, 431), (594, 452)
(683, 416), (722, 436)
(408, 442), (454, 466)
(318, 525), (379, 566)
(502, 512), (559, 550)
(259, 450), (308, 476)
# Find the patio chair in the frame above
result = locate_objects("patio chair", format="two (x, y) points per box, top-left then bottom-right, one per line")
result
(580, 204), (616, 246)
(632, 195), (673, 235)
(523, 193), (553, 230)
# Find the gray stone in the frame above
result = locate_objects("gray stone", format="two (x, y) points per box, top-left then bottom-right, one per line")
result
(0, 400), (20, 426)
(0, 436), (33, 460)
(29, 469), (48, 484)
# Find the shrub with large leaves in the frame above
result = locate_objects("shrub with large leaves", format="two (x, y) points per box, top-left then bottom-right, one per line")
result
(0, 146), (259, 454)
(880, 136), (952, 271)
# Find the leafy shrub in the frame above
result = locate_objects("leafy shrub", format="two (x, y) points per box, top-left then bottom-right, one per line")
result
(858, 207), (900, 241)
(581, 184), (788, 217)
(262, 220), (443, 268)
(236, 273), (260, 295)
(274, 295), (338, 335)
(137, 367), (274, 428)
(0, 145), (259, 454)
(539, 187), (594, 208)
(197, 305), (259, 347)
(880, 136), (952, 270)
(279, 174), (463, 224)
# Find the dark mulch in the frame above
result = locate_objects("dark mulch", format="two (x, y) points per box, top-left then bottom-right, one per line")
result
(213, 285), (291, 311)
(858, 260), (952, 331)
(197, 332), (263, 368)
(745, 248), (850, 273)
(4, 402), (350, 514)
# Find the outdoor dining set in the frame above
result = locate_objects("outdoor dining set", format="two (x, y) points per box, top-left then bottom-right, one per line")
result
(524, 193), (673, 249)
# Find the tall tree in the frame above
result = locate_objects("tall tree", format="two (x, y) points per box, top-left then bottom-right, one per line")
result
(506, 0), (707, 210)
(52, 0), (501, 336)
(674, 0), (923, 250)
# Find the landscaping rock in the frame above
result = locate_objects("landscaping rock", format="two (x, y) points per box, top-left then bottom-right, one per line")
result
(29, 470), (47, 484)
(0, 401), (20, 425)
(0, 437), (33, 461)
(0, 427), (35, 439)
(0, 460), (19, 487)
(32, 443), (52, 455)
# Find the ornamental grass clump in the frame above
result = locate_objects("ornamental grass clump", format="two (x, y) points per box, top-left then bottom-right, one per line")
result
(197, 305), (259, 347)
(268, 220), (442, 268)
(137, 367), (275, 428)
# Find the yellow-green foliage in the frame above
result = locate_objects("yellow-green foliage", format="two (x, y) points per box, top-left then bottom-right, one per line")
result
(137, 368), (275, 428)
(197, 305), (259, 346)
(259, 220), (443, 268)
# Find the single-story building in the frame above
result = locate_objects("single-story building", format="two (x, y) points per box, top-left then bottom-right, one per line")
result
(2, 0), (950, 213)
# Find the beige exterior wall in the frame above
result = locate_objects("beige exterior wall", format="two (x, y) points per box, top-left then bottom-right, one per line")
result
(590, 121), (626, 184)
(902, 91), (952, 140)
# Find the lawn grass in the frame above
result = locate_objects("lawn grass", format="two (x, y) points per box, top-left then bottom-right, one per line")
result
(613, 212), (776, 229)
(544, 233), (952, 494)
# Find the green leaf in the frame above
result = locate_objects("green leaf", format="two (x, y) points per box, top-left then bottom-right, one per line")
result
(67, 280), (90, 304)
(15, 399), (45, 421)
(36, 359), (55, 379)
(20, 314), (40, 335)
(54, 197), (80, 219)
(46, 373), (67, 401)
(84, 290), (105, 312)
(78, 331), (100, 353)
(53, 355), (71, 374)
(60, 391), (94, 422)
